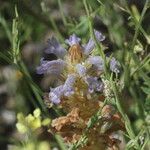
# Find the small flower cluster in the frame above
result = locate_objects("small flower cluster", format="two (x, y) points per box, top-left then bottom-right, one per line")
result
(16, 108), (51, 133)
(37, 30), (123, 149)
(14, 109), (51, 150)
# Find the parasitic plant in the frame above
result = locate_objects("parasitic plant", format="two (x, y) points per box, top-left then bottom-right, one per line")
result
(37, 30), (124, 150)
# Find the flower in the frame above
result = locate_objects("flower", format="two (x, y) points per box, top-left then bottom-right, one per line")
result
(110, 57), (120, 74)
(37, 30), (105, 76)
(65, 34), (81, 46)
(49, 74), (76, 104)
(63, 74), (76, 96)
(37, 32), (120, 104)
(87, 56), (104, 71)
(45, 37), (67, 58)
(36, 58), (65, 76)
(37, 30), (123, 150)
(83, 30), (105, 55)
(94, 29), (105, 41)
(49, 85), (64, 104)
(16, 108), (51, 133)
(85, 76), (103, 93)
(76, 64), (87, 76)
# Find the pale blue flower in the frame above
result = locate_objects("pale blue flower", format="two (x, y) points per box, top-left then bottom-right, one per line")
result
(83, 39), (94, 55)
(49, 85), (64, 104)
(65, 34), (81, 46)
(36, 59), (65, 76)
(49, 74), (77, 104)
(63, 74), (76, 96)
(76, 64), (86, 76)
(110, 57), (120, 73)
(83, 30), (105, 55)
(87, 56), (104, 71)
(85, 76), (103, 93)
(94, 30), (105, 42)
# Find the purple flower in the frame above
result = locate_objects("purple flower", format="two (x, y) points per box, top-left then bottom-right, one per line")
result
(45, 37), (67, 58)
(65, 34), (81, 46)
(94, 30), (105, 42)
(110, 57), (120, 73)
(83, 39), (95, 55)
(36, 59), (65, 76)
(83, 30), (105, 55)
(85, 76), (103, 93)
(76, 64), (86, 76)
(87, 56), (104, 71)
(49, 74), (77, 104)
(49, 85), (64, 104)
(63, 74), (76, 96)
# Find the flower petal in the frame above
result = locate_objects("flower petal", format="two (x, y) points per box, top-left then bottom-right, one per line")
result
(85, 76), (103, 93)
(76, 64), (86, 76)
(65, 34), (81, 46)
(110, 57), (120, 73)
(36, 59), (65, 76)
(45, 37), (67, 58)
(87, 56), (104, 71)
(83, 30), (105, 55)
(83, 39), (94, 55)
(49, 85), (64, 104)
(94, 29), (105, 42)
(63, 74), (76, 96)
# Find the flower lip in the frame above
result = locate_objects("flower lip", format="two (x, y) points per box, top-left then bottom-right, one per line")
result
(49, 85), (64, 104)
(110, 57), (120, 74)
(87, 56), (104, 71)
(94, 29), (105, 42)
(36, 59), (65, 76)
(76, 64), (86, 76)
(83, 30), (105, 55)
(85, 76), (104, 93)
(65, 34), (81, 46)
(63, 74), (76, 97)
(49, 74), (76, 104)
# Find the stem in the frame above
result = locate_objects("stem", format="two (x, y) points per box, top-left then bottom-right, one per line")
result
(40, 1), (64, 42)
(18, 62), (48, 115)
(58, 0), (67, 26)
(131, 54), (150, 76)
(48, 16), (64, 42)
(83, 0), (108, 77)
(131, 0), (150, 50)
(55, 134), (67, 150)
(0, 14), (12, 45)
(111, 76), (141, 149)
